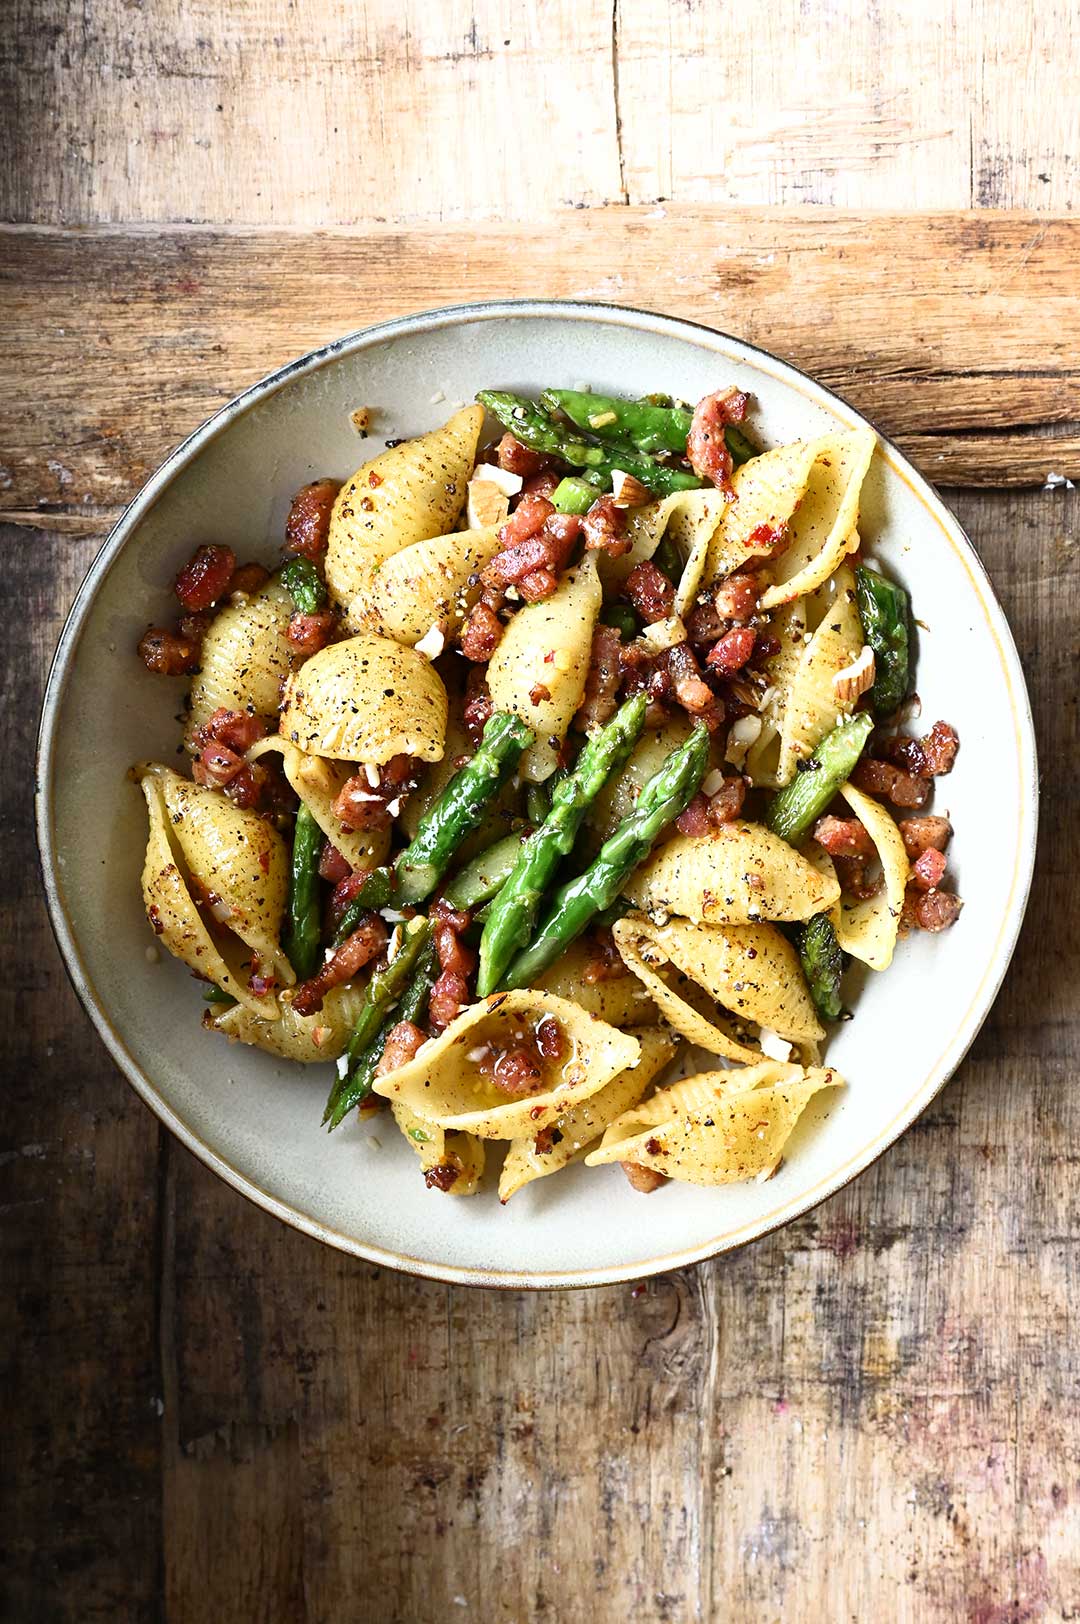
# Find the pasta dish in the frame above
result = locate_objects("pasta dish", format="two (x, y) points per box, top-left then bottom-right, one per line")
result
(132, 384), (960, 1201)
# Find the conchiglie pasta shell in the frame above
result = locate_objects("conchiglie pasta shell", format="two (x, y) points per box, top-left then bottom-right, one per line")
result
(325, 406), (484, 608)
(623, 822), (841, 925)
(612, 488), (728, 616)
(372, 990), (641, 1139)
(831, 780), (911, 971)
(185, 580), (298, 746)
(390, 1105), (485, 1196)
(611, 917), (763, 1062)
(744, 599), (806, 789)
(615, 914), (825, 1047)
(584, 1061), (842, 1185)
(345, 526), (501, 643)
(699, 439), (821, 592)
(279, 634), (447, 763)
(487, 557), (602, 781)
(146, 765), (293, 985)
(534, 940), (657, 1025)
(498, 1026), (678, 1201)
(248, 737), (390, 872)
(137, 771), (278, 1015)
(757, 428), (875, 610)
(210, 982), (371, 1062)
(772, 565), (865, 784)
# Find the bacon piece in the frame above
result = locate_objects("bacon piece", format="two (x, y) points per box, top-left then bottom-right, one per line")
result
(174, 544), (236, 613)
(907, 886), (963, 932)
(424, 1163), (461, 1192)
(878, 721), (960, 779)
(227, 561), (271, 596)
(463, 671), (494, 743)
(494, 492), (555, 547)
(576, 624), (623, 733)
(676, 778), (746, 836)
(331, 754), (418, 831)
(460, 602), (504, 662)
(319, 842), (352, 884)
(137, 626), (202, 676)
(429, 970), (471, 1033)
(287, 610), (336, 656)
(910, 847), (948, 891)
(897, 815), (953, 859)
(535, 1015), (565, 1062)
(687, 388), (748, 490)
(375, 1020), (426, 1077)
(581, 494), (630, 560)
(491, 1047), (543, 1098)
(285, 479), (342, 559)
(582, 928), (628, 984)
(328, 868), (371, 929)
(850, 759), (930, 810)
(706, 627), (756, 676)
(194, 707), (267, 755)
(291, 916), (387, 1016)
(496, 432), (545, 478)
(626, 561), (675, 625)
(192, 744), (244, 788)
(834, 856), (881, 901)
(518, 567), (559, 603)
(621, 1162), (668, 1193)
(665, 644), (724, 724)
(813, 815), (877, 860)
(713, 571), (761, 621)
(675, 794), (710, 837)
(519, 469), (560, 502)
(431, 898), (477, 981)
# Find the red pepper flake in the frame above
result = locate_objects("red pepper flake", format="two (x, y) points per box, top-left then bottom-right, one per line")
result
(368, 470), (383, 487)
(529, 1104), (546, 1120)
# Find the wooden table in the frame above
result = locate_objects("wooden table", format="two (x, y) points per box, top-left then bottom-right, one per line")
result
(4, 5), (1078, 1619)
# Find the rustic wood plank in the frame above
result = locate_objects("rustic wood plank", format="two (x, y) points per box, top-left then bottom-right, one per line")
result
(2, 212), (1078, 538)
(5, 0), (1078, 224)
(5, 479), (1075, 1620)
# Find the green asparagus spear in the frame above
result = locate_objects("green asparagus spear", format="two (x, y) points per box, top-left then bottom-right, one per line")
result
(724, 423), (758, 468)
(498, 722), (709, 991)
(328, 937), (440, 1125)
(551, 475), (600, 515)
(442, 831), (530, 911)
(202, 984), (236, 1006)
(541, 389), (693, 456)
(764, 713), (874, 844)
(477, 693), (648, 996)
(323, 917), (432, 1128)
(283, 803), (323, 980)
(652, 533), (682, 582)
(396, 712), (534, 905)
(855, 565), (911, 718)
(477, 391), (705, 498)
(332, 713), (534, 941)
(525, 782), (551, 825)
(797, 913), (845, 1023)
(280, 556), (327, 614)
(599, 603), (639, 641)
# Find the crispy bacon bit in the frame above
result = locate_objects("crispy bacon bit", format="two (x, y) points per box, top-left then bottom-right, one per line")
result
(496, 432), (545, 478)
(851, 758), (930, 809)
(583, 928), (628, 984)
(482, 502), (581, 604)
(287, 609), (336, 656)
(174, 544), (237, 613)
(328, 868), (371, 929)
(192, 744), (244, 789)
(675, 794), (710, 837)
(912, 887), (963, 931)
(460, 602), (504, 662)
(429, 970), (472, 1033)
(665, 644), (723, 724)
(518, 567), (560, 603)
(431, 897), (476, 981)
(491, 1047), (543, 1097)
(519, 469), (561, 502)
(285, 479), (342, 559)
(191, 709), (270, 799)
(291, 916), (387, 1017)
(529, 682), (552, 705)
(575, 624), (623, 733)
(319, 842), (352, 884)
(227, 561), (270, 596)
(714, 571), (761, 621)
(687, 388), (748, 490)
(898, 816), (953, 859)
(375, 1020), (426, 1077)
(621, 1162), (668, 1193)
(581, 494), (630, 559)
(706, 626), (756, 676)
(332, 754), (418, 831)
(834, 856), (881, 901)
(463, 670), (494, 744)
(911, 847), (948, 891)
(626, 561), (675, 625)
(813, 815), (877, 860)
(424, 1162), (461, 1192)
(535, 1015), (566, 1062)
(675, 777), (746, 836)
(878, 721), (960, 779)
(194, 708), (267, 755)
(494, 492), (555, 547)
(137, 626), (202, 675)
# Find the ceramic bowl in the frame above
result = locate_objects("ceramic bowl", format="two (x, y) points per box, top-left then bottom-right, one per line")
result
(37, 301), (1038, 1287)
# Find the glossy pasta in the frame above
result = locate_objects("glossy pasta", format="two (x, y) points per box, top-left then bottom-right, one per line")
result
(186, 579), (298, 745)
(279, 633), (448, 762)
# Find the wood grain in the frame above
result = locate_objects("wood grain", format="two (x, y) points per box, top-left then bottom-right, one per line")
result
(2, 480), (1077, 1621)
(5, 0), (1079, 224)
(2, 211), (1079, 538)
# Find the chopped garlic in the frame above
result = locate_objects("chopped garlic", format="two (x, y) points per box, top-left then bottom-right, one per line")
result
(832, 644), (876, 705)
(385, 797), (403, 819)
(588, 410), (617, 428)
(702, 768), (726, 797)
(364, 762), (381, 788)
(758, 1027), (793, 1062)
(379, 907), (409, 923)
(725, 713), (762, 767)
(641, 615), (688, 653)
(414, 623), (446, 661)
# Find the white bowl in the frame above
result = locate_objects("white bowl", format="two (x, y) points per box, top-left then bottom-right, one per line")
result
(37, 301), (1038, 1288)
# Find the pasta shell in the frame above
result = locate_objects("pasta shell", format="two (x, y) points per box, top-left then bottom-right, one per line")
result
(584, 1060), (842, 1185)
(772, 564), (865, 785)
(210, 982), (371, 1062)
(623, 822), (841, 925)
(487, 557), (602, 781)
(534, 940), (657, 1026)
(372, 990), (641, 1139)
(325, 406), (484, 608)
(185, 579), (298, 746)
(757, 428), (876, 609)
(831, 780), (911, 971)
(390, 1106), (485, 1196)
(248, 737), (390, 873)
(498, 1026), (679, 1201)
(279, 634), (448, 763)
(138, 770), (279, 1014)
(743, 599), (806, 789)
(614, 914), (825, 1049)
(700, 440), (821, 592)
(345, 525), (501, 643)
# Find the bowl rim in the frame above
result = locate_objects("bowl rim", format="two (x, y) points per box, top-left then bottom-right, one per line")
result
(36, 297), (1039, 1289)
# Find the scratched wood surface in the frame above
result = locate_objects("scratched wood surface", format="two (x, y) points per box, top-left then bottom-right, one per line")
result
(3, 1), (1080, 1619)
